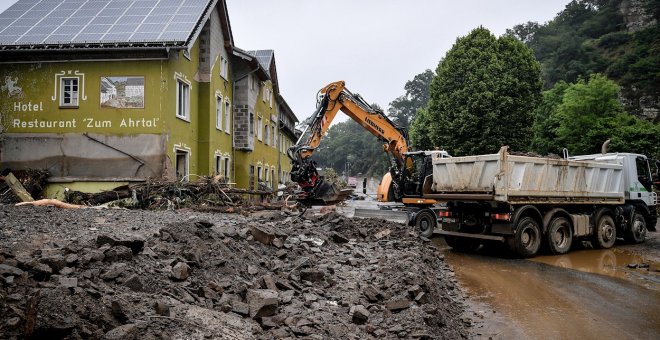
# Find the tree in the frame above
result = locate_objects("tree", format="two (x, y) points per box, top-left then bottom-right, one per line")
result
(417, 27), (542, 155)
(531, 81), (569, 155)
(387, 69), (434, 130)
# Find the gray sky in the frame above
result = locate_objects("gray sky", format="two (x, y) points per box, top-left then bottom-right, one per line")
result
(0, 0), (571, 122)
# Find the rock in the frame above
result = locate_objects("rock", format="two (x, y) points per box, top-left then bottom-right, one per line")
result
(248, 265), (258, 275)
(262, 275), (278, 291)
(111, 300), (129, 322)
(97, 234), (119, 247)
(97, 235), (144, 254)
(27, 261), (52, 280)
(246, 289), (279, 318)
(59, 277), (78, 288)
(275, 249), (288, 258)
(386, 298), (410, 311)
(65, 254), (79, 265)
(171, 262), (190, 281)
(374, 228), (391, 239)
(363, 285), (381, 302)
(104, 324), (136, 340)
(628, 263), (638, 268)
(154, 301), (170, 316)
(272, 238), (284, 248)
(123, 275), (143, 292)
(104, 246), (133, 262)
(638, 263), (649, 269)
(350, 305), (370, 324)
(232, 301), (250, 316)
(0, 264), (24, 276)
(300, 269), (325, 282)
(250, 225), (276, 245)
(40, 255), (66, 273)
(415, 292), (428, 304)
(101, 263), (127, 280)
(330, 232), (349, 244)
(60, 267), (74, 275)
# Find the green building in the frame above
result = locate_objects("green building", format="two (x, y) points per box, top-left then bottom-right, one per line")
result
(0, 0), (299, 197)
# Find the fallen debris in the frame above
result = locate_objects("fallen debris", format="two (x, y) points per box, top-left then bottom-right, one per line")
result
(0, 205), (469, 339)
(4, 172), (34, 202)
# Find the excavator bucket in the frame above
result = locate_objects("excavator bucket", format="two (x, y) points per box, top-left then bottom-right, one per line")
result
(295, 180), (354, 206)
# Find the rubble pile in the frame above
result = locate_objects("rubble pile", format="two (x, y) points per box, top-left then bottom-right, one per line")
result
(0, 169), (50, 204)
(0, 205), (468, 339)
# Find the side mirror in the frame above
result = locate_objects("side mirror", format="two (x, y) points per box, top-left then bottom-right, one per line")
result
(362, 178), (367, 194)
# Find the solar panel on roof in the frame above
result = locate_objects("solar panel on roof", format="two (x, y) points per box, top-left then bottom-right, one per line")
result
(0, 0), (211, 46)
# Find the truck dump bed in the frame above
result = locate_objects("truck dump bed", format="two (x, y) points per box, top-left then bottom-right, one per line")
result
(428, 147), (624, 204)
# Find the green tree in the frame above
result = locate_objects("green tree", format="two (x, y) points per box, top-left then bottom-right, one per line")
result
(387, 69), (434, 130)
(419, 27), (542, 155)
(531, 81), (569, 155)
(553, 74), (628, 154)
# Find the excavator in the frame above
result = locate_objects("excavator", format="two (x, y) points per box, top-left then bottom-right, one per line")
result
(287, 81), (449, 236)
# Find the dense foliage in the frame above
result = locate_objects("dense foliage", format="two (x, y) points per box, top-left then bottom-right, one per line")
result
(413, 27), (543, 155)
(506, 0), (660, 120)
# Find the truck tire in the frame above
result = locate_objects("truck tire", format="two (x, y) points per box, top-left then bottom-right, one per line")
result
(444, 236), (480, 252)
(546, 217), (573, 255)
(415, 209), (436, 238)
(592, 214), (616, 249)
(507, 216), (541, 258)
(624, 213), (647, 244)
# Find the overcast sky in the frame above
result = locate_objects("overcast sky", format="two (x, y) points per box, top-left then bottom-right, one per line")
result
(0, 0), (571, 122)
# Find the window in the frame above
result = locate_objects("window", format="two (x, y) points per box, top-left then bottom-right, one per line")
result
(249, 112), (254, 137)
(262, 85), (268, 102)
(215, 155), (222, 175)
(176, 79), (190, 120)
(175, 149), (189, 181)
(100, 76), (144, 108)
(60, 77), (79, 107)
(249, 75), (256, 91)
(264, 124), (270, 145)
(220, 56), (228, 80)
(271, 126), (276, 147)
(257, 116), (263, 140)
(257, 166), (262, 182)
(216, 95), (223, 130)
(224, 158), (230, 180)
(271, 169), (275, 188)
(224, 100), (231, 133)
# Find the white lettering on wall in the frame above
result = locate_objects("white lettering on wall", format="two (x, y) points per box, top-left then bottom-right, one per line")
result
(13, 101), (44, 112)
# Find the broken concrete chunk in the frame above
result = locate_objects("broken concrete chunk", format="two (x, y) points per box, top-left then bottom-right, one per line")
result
(363, 285), (382, 302)
(100, 263), (127, 281)
(246, 289), (279, 318)
(111, 300), (129, 322)
(330, 232), (349, 244)
(250, 225), (276, 245)
(386, 298), (410, 311)
(350, 305), (370, 324)
(300, 269), (325, 283)
(231, 301), (250, 316)
(171, 262), (190, 281)
(0, 264), (24, 277)
(247, 265), (258, 275)
(27, 261), (52, 280)
(374, 228), (391, 239)
(59, 277), (78, 288)
(104, 246), (133, 262)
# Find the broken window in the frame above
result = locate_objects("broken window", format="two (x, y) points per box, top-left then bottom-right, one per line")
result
(176, 79), (190, 120)
(60, 77), (79, 107)
(100, 76), (144, 108)
(175, 150), (189, 181)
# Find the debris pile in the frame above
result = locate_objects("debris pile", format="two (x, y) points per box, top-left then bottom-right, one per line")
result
(0, 169), (49, 204)
(0, 205), (468, 339)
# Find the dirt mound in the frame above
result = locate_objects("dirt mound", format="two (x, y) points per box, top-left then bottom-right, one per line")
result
(0, 205), (468, 339)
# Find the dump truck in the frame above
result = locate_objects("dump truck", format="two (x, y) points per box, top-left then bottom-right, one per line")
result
(424, 146), (657, 257)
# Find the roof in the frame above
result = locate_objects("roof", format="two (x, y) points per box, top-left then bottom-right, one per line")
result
(0, 0), (217, 50)
(246, 50), (273, 72)
(231, 46), (270, 81)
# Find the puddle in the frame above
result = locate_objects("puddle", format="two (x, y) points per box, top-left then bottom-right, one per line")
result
(531, 248), (660, 288)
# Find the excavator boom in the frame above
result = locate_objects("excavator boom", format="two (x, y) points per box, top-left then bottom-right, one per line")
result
(288, 81), (410, 206)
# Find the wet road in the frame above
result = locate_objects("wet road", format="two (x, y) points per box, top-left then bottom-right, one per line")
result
(435, 237), (660, 339)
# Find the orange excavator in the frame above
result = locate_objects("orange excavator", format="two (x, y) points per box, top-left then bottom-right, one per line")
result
(288, 81), (449, 234)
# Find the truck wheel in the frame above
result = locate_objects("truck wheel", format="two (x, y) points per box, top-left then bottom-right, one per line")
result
(547, 217), (573, 255)
(415, 209), (436, 238)
(624, 213), (647, 244)
(507, 216), (541, 258)
(445, 236), (480, 252)
(592, 215), (616, 249)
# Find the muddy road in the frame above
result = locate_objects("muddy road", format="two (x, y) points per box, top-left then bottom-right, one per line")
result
(434, 232), (660, 340)
(343, 200), (659, 339)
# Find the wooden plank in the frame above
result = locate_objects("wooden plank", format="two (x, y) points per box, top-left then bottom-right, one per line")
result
(4, 172), (35, 202)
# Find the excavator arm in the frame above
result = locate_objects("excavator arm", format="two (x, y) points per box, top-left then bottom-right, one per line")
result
(288, 80), (410, 205)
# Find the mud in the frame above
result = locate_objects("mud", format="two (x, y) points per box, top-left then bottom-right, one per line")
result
(435, 234), (660, 340)
(0, 204), (468, 339)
